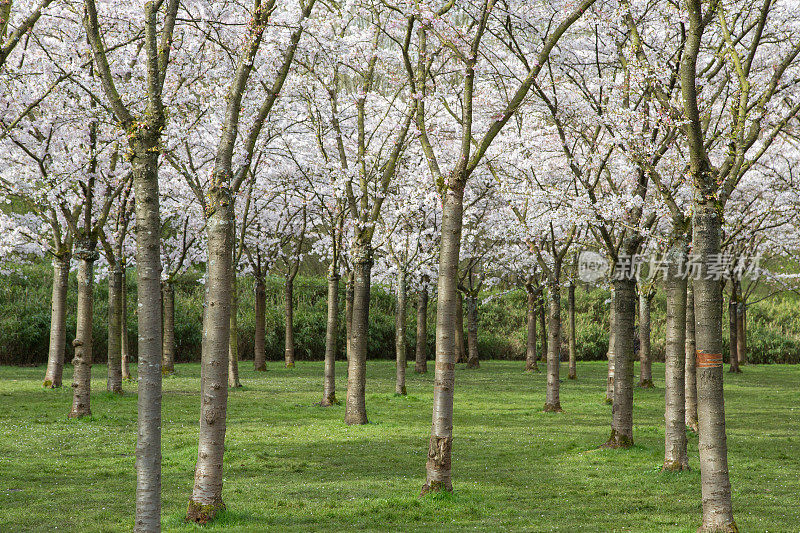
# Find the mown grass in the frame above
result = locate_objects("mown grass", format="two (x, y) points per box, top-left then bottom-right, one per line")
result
(0, 361), (797, 532)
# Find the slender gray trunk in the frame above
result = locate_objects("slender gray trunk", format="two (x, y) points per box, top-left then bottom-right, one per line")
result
(539, 291), (548, 367)
(567, 282), (576, 379)
(69, 250), (96, 418)
(284, 276), (295, 368)
(728, 280), (740, 373)
(525, 287), (539, 372)
(253, 277), (266, 371)
(638, 289), (653, 388)
(121, 267), (131, 381)
(44, 254), (70, 388)
(161, 281), (175, 375)
(606, 290), (616, 404)
(414, 285), (428, 374)
(693, 206), (735, 530)
(454, 291), (465, 364)
(685, 281), (698, 432)
(320, 270), (339, 405)
(604, 278), (635, 447)
(465, 295), (479, 369)
(131, 144), (163, 532)
(395, 269), (408, 394)
(107, 266), (123, 393)
(422, 185), (463, 494)
(736, 303), (746, 366)
(187, 198), (232, 522)
(345, 270), (354, 360)
(544, 280), (561, 412)
(228, 276), (242, 387)
(664, 243), (688, 470)
(345, 244), (372, 425)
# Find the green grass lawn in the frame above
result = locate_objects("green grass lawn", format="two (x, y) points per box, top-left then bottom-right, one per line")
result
(0, 361), (797, 532)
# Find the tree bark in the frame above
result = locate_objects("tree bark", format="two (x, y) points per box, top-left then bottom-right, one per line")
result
(253, 277), (267, 371)
(187, 198), (232, 521)
(539, 290), (547, 369)
(161, 281), (176, 376)
(454, 291), (466, 364)
(43, 254), (70, 388)
(604, 278), (635, 447)
(130, 144), (164, 531)
(664, 244), (689, 471)
(284, 275), (296, 368)
(228, 276), (242, 388)
(414, 285), (428, 374)
(345, 244), (372, 425)
(422, 185), (463, 495)
(107, 266), (123, 393)
(465, 295), (480, 369)
(395, 269), (408, 394)
(320, 270), (339, 405)
(638, 289), (653, 388)
(121, 267), (131, 381)
(606, 290), (616, 404)
(728, 280), (740, 373)
(525, 287), (539, 372)
(345, 270), (354, 360)
(693, 207), (735, 530)
(544, 280), (562, 412)
(567, 282), (577, 380)
(685, 281), (698, 432)
(69, 251), (96, 418)
(736, 303), (746, 366)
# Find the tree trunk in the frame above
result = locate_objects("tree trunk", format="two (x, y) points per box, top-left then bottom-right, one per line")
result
(414, 285), (428, 374)
(606, 290), (616, 404)
(228, 276), (242, 388)
(346, 270), (354, 360)
(539, 290), (548, 368)
(525, 287), (539, 372)
(395, 269), (408, 394)
(544, 279), (562, 412)
(69, 251), (96, 418)
(161, 281), (176, 376)
(107, 266), (123, 393)
(43, 254), (70, 388)
(253, 277), (266, 371)
(465, 295), (479, 369)
(567, 282), (577, 380)
(454, 291), (465, 364)
(663, 243), (689, 471)
(284, 275), (296, 368)
(694, 205), (735, 530)
(345, 244), (372, 425)
(736, 303), (746, 366)
(685, 281), (698, 432)
(320, 270), (339, 406)
(422, 185), (463, 495)
(638, 290), (653, 388)
(604, 278), (635, 448)
(187, 199), (232, 522)
(728, 280), (740, 373)
(121, 267), (131, 381)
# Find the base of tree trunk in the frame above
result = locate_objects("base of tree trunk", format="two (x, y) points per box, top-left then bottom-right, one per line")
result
(395, 387), (407, 396)
(638, 379), (654, 388)
(686, 417), (699, 433)
(228, 380), (242, 389)
(697, 521), (739, 533)
(525, 362), (540, 373)
(344, 412), (368, 425)
(254, 364), (267, 372)
(728, 367), (742, 374)
(604, 397), (613, 405)
(662, 459), (689, 472)
(185, 499), (226, 525)
(420, 479), (452, 495)
(466, 360), (480, 369)
(568, 371), (576, 380)
(42, 380), (60, 389)
(162, 367), (175, 376)
(602, 429), (633, 449)
(318, 396), (339, 407)
(543, 402), (563, 413)
(285, 362), (295, 369)
(68, 408), (91, 419)
(107, 386), (123, 394)
(414, 364), (427, 374)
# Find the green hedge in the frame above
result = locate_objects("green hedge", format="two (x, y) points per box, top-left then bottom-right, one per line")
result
(2, 263), (800, 366)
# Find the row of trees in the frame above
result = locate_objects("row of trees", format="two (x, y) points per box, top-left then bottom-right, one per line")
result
(2, 0), (800, 531)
